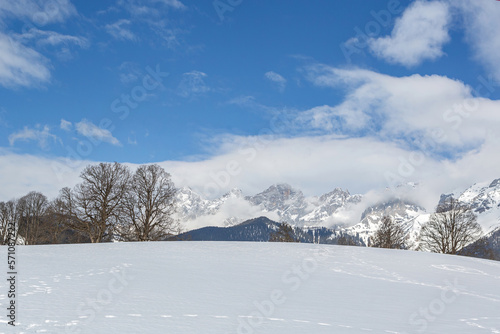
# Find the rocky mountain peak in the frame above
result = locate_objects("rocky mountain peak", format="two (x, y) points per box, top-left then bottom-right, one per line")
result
(489, 179), (500, 188)
(245, 183), (304, 211)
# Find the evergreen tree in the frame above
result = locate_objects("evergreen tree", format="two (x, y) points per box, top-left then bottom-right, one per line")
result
(269, 222), (297, 242)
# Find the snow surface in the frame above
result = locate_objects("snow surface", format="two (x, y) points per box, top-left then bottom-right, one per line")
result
(1, 242), (500, 333)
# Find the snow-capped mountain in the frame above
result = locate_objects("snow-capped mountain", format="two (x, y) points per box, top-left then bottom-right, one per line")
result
(301, 188), (362, 226)
(344, 200), (428, 248)
(175, 187), (244, 228)
(457, 179), (500, 233)
(245, 184), (309, 224)
(458, 179), (500, 212)
(175, 184), (363, 230)
(175, 178), (500, 248)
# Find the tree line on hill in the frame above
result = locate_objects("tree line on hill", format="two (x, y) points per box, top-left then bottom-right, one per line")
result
(366, 197), (495, 259)
(269, 197), (496, 260)
(1, 162), (179, 245)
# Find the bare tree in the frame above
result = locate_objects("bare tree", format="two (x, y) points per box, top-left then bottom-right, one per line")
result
(118, 164), (178, 241)
(418, 197), (482, 254)
(337, 234), (358, 246)
(43, 198), (71, 244)
(18, 192), (48, 245)
(370, 215), (407, 249)
(335, 231), (364, 246)
(0, 200), (21, 245)
(57, 162), (131, 243)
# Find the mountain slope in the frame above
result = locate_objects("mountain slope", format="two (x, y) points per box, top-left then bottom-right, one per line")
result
(345, 200), (428, 247)
(173, 216), (280, 242)
(172, 217), (365, 245)
(457, 178), (500, 233)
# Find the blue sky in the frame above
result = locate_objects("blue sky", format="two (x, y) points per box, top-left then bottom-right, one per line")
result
(1, 0), (500, 205)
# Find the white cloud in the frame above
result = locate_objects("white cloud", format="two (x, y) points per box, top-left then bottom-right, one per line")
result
(178, 196), (279, 231)
(105, 19), (136, 41)
(451, 0), (500, 82)
(227, 95), (257, 107)
(18, 28), (89, 48)
(8, 125), (59, 149)
(302, 64), (500, 157)
(60, 119), (72, 131)
(161, 135), (415, 197)
(121, 0), (186, 16)
(107, 0), (188, 49)
(368, 0), (451, 67)
(0, 33), (51, 88)
(154, 0), (186, 10)
(165, 133), (500, 214)
(264, 71), (287, 92)
(75, 119), (121, 146)
(0, 0), (78, 88)
(0, 0), (76, 25)
(2, 128), (498, 215)
(118, 61), (141, 84)
(0, 149), (84, 201)
(178, 71), (210, 98)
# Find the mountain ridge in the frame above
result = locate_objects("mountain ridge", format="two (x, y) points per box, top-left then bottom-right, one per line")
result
(174, 178), (500, 251)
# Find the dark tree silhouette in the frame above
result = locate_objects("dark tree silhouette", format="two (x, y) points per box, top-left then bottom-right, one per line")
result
(118, 164), (179, 241)
(269, 222), (297, 242)
(370, 215), (407, 249)
(57, 162), (131, 243)
(419, 197), (482, 254)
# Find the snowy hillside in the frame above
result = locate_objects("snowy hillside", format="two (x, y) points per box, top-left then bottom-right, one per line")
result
(1, 242), (499, 333)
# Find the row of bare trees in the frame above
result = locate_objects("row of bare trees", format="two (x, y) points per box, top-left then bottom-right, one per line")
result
(0, 192), (55, 245)
(0, 162), (179, 245)
(370, 197), (486, 257)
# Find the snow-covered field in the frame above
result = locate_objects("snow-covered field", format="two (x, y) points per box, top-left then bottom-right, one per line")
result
(1, 242), (500, 333)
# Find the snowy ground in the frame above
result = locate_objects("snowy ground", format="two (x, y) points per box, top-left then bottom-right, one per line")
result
(1, 242), (500, 333)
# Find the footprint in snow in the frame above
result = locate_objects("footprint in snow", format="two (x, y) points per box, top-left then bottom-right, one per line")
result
(432, 264), (488, 275)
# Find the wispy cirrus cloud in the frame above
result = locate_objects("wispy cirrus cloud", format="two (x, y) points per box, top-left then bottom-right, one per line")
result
(0, 0), (79, 88)
(105, 19), (136, 41)
(60, 119), (72, 131)
(178, 71), (210, 98)
(8, 124), (59, 149)
(120, 0), (186, 17)
(102, 0), (189, 49)
(75, 119), (121, 146)
(152, 0), (186, 10)
(367, 0), (451, 67)
(264, 71), (287, 92)
(0, 0), (76, 24)
(17, 28), (89, 48)
(0, 33), (51, 88)
(118, 61), (141, 84)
